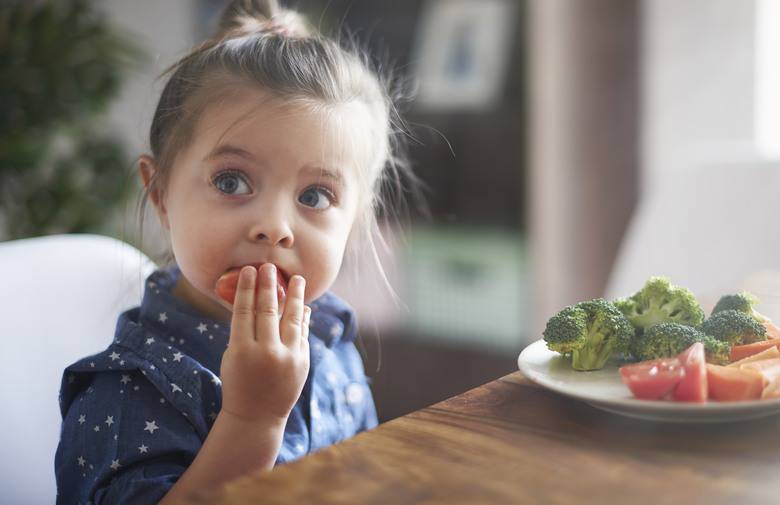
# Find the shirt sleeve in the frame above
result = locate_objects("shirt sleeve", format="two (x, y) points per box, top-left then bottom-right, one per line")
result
(55, 369), (203, 504)
(335, 340), (379, 433)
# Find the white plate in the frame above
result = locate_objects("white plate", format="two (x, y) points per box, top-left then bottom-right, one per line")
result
(517, 339), (780, 423)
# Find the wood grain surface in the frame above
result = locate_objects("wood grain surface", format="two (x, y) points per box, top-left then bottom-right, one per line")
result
(181, 372), (780, 505)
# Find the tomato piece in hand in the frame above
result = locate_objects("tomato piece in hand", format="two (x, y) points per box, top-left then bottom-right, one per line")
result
(672, 342), (708, 403)
(215, 266), (287, 306)
(619, 358), (686, 400)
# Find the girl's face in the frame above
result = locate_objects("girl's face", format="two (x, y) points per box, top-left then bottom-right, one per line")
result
(140, 87), (371, 321)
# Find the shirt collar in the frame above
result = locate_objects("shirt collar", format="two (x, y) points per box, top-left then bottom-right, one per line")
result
(136, 265), (355, 372)
(138, 265), (230, 373)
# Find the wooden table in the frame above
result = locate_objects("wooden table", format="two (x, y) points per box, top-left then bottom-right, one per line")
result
(187, 372), (780, 505)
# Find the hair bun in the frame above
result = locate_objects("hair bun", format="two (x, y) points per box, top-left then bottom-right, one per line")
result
(218, 0), (311, 38)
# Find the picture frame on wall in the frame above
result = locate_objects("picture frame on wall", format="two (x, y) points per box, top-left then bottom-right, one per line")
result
(411, 0), (517, 112)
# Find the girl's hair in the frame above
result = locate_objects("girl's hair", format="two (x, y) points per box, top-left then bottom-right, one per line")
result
(137, 0), (421, 296)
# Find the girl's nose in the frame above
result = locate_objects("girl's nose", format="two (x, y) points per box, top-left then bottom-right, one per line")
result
(248, 217), (294, 248)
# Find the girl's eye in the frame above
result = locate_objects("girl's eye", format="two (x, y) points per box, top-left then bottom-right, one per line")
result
(298, 186), (334, 210)
(212, 170), (251, 195)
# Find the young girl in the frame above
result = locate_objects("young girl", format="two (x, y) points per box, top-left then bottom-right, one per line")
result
(55, 1), (416, 503)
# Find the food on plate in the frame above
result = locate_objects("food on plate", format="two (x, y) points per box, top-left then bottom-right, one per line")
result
(215, 265), (288, 306)
(701, 310), (766, 346)
(706, 364), (763, 401)
(542, 298), (634, 371)
(762, 380), (780, 399)
(740, 358), (780, 385)
(619, 357), (685, 400)
(672, 342), (708, 402)
(729, 346), (780, 367)
(712, 292), (763, 318)
(619, 343), (707, 403)
(621, 341), (780, 403)
(729, 340), (780, 362)
(540, 275), (780, 403)
(613, 277), (704, 336)
(630, 322), (730, 365)
(712, 291), (780, 339)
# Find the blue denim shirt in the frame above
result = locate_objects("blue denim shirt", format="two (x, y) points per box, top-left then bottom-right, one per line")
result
(55, 266), (377, 504)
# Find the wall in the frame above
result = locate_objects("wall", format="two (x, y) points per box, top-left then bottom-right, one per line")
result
(100, 0), (197, 256)
(528, 0), (639, 334)
(641, 0), (758, 193)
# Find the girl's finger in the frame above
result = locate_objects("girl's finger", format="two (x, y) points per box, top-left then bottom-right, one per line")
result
(280, 275), (305, 347)
(229, 266), (256, 347)
(255, 263), (280, 345)
(301, 305), (311, 341)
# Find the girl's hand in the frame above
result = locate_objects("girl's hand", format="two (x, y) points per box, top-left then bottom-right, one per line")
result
(219, 264), (311, 424)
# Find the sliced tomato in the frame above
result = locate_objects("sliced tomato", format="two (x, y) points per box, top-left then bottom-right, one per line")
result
(671, 342), (707, 403)
(619, 358), (686, 400)
(706, 364), (764, 401)
(215, 266), (287, 306)
(730, 340), (780, 362)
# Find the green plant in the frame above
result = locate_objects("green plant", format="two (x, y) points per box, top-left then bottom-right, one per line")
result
(0, 0), (143, 239)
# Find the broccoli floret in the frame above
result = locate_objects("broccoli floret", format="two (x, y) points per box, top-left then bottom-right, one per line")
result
(712, 291), (769, 324)
(631, 323), (731, 364)
(701, 309), (766, 346)
(543, 298), (634, 371)
(699, 335), (731, 365)
(615, 277), (704, 335)
(631, 323), (700, 360)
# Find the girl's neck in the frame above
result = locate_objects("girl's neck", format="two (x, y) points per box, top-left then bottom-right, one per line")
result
(172, 274), (232, 323)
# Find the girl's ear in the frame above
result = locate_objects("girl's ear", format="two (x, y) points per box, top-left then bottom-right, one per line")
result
(137, 155), (170, 230)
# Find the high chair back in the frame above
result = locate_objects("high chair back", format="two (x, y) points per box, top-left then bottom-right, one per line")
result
(0, 234), (156, 505)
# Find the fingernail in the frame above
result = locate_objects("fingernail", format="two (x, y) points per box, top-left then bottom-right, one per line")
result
(242, 266), (255, 280)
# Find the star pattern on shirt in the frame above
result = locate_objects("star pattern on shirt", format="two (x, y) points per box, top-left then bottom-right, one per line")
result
(144, 420), (159, 434)
(58, 268), (379, 493)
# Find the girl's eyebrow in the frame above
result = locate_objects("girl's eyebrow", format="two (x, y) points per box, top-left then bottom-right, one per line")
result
(203, 144), (256, 162)
(302, 165), (344, 186)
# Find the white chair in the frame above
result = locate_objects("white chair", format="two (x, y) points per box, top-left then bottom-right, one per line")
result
(605, 160), (780, 317)
(0, 234), (156, 505)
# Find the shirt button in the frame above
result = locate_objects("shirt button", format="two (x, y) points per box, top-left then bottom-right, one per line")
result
(345, 383), (364, 405)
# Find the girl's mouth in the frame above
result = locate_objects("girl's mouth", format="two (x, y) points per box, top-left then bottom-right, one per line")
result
(215, 264), (289, 307)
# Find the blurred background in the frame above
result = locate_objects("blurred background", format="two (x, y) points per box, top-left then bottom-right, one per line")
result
(4, 0), (780, 424)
